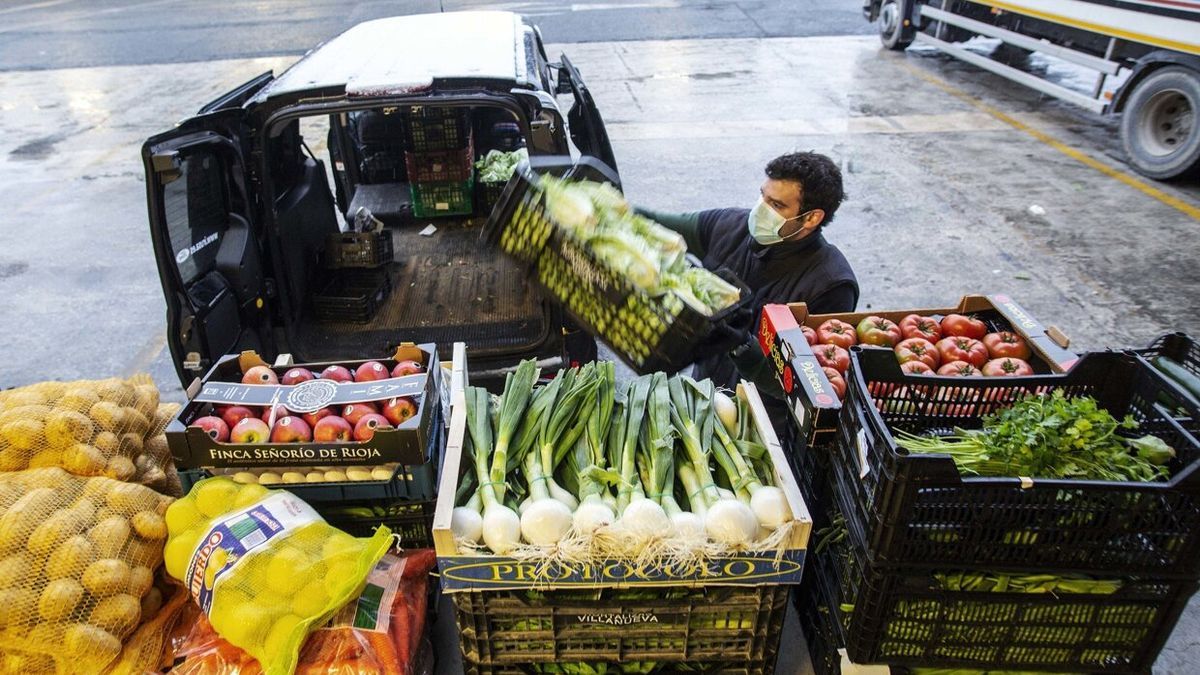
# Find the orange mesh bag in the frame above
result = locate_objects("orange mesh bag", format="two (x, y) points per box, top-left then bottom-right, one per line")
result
(171, 549), (436, 675)
(0, 468), (173, 674)
(0, 376), (177, 490)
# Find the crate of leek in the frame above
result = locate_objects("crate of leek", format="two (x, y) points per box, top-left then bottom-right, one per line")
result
(483, 158), (747, 374)
(432, 349), (811, 670)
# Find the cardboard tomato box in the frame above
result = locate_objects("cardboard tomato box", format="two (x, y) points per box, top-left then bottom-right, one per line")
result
(758, 294), (1077, 448)
(166, 343), (440, 469)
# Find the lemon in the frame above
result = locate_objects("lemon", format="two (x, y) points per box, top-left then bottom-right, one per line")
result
(212, 601), (275, 648)
(193, 479), (238, 518)
(320, 530), (358, 559)
(263, 614), (304, 663)
(291, 579), (331, 617)
(232, 483), (270, 509)
(204, 547), (230, 590)
(163, 527), (202, 580)
(265, 546), (312, 595)
(323, 557), (360, 598)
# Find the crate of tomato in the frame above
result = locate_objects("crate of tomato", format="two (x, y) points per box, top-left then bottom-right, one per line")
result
(758, 294), (1077, 449)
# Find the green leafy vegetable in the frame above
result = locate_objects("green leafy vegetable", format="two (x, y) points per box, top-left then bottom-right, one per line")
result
(475, 148), (528, 183)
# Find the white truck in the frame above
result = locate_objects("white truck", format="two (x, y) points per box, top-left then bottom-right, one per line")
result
(863, 0), (1200, 179)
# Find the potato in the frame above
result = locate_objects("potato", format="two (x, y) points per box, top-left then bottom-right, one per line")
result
(258, 472), (282, 485)
(89, 594), (141, 638)
(38, 578), (84, 621)
(139, 586), (163, 620)
(281, 472), (306, 484)
(82, 559), (131, 596)
(87, 516), (131, 558)
(230, 471), (258, 484)
(63, 443), (107, 476)
(144, 435), (169, 462)
(0, 552), (35, 587)
(0, 448), (29, 472)
(130, 511), (167, 541)
(0, 404), (51, 426)
(104, 456), (136, 482)
(0, 482), (22, 509)
(95, 380), (133, 404)
(1, 418), (46, 451)
(0, 588), (37, 627)
(46, 535), (98, 579)
(2, 390), (50, 408)
(140, 467), (168, 490)
(323, 470), (348, 483)
(134, 385), (160, 418)
(105, 482), (151, 515)
(56, 388), (100, 413)
(128, 566), (154, 597)
(305, 472), (326, 483)
(0, 487), (57, 554)
(18, 467), (70, 489)
(371, 466), (393, 481)
(124, 536), (164, 569)
(70, 496), (99, 523)
(44, 410), (95, 449)
(88, 401), (125, 433)
(123, 410), (151, 438)
(64, 623), (122, 666)
(27, 449), (64, 469)
(28, 510), (87, 556)
(118, 433), (144, 458)
(25, 621), (66, 645)
(153, 403), (180, 432)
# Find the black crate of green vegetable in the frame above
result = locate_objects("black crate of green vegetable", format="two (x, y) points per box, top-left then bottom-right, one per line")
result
(831, 348), (1200, 578)
(453, 585), (786, 673)
(483, 157), (750, 374)
(810, 507), (1197, 673)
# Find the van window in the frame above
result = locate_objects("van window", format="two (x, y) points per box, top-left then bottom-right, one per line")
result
(164, 150), (226, 285)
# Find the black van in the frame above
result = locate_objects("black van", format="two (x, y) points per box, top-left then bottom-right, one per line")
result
(142, 11), (617, 386)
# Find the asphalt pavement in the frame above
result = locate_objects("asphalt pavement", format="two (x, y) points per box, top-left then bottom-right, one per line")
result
(0, 0), (1198, 673)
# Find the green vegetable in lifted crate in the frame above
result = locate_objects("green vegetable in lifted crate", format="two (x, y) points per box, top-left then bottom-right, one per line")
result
(539, 175), (740, 317)
(475, 148), (528, 183)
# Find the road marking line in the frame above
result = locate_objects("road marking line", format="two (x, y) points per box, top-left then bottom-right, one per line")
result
(904, 61), (1200, 222)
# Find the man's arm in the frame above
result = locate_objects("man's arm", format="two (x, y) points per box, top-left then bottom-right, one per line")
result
(633, 207), (706, 257)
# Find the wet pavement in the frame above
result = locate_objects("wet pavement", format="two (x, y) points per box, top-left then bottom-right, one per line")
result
(0, 25), (1197, 675)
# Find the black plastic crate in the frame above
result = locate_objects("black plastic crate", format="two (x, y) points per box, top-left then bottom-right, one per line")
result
(483, 157), (750, 374)
(405, 106), (471, 152)
(324, 230), (394, 268)
(312, 268), (392, 323)
(477, 179), (507, 216)
(405, 142), (474, 183)
(1138, 332), (1200, 429)
(813, 508), (1197, 673)
(464, 663), (774, 674)
(795, 561), (845, 675)
(453, 585), (786, 673)
(832, 348), (1200, 577)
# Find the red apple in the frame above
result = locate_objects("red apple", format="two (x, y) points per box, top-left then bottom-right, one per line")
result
(219, 405), (257, 430)
(261, 404), (290, 425)
(191, 416), (229, 442)
(281, 368), (316, 385)
(313, 416), (354, 442)
(301, 407), (335, 428)
(270, 416), (312, 443)
(342, 402), (378, 427)
(320, 365), (354, 383)
(230, 418), (270, 444)
(355, 361), (389, 382)
(390, 360), (424, 378)
(381, 397), (418, 425)
(242, 365), (279, 385)
(353, 414), (392, 441)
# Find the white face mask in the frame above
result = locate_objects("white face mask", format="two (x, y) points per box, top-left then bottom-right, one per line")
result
(748, 197), (810, 245)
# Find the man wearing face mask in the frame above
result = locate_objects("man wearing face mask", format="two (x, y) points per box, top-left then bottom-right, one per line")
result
(637, 151), (858, 396)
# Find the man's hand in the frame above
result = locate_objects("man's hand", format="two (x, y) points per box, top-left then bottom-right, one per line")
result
(698, 301), (756, 355)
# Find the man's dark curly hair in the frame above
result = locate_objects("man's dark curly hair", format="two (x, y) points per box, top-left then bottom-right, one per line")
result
(765, 151), (845, 227)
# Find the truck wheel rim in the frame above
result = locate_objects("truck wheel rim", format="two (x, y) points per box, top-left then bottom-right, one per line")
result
(880, 1), (900, 39)
(1138, 89), (1194, 158)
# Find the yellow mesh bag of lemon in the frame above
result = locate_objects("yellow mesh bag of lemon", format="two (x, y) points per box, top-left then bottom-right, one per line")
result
(164, 477), (392, 675)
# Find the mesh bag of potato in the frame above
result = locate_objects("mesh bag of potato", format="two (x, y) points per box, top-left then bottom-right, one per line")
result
(165, 477), (393, 675)
(0, 467), (173, 674)
(0, 375), (181, 493)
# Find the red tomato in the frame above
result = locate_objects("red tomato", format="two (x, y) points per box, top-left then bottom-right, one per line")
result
(936, 336), (989, 368)
(856, 316), (903, 347)
(814, 344), (850, 373)
(982, 357), (1034, 377)
(982, 331), (1031, 360)
(941, 314), (987, 340)
(899, 314), (943, 343)
(817, 319), (857, 349)
(900, 360), (933, 375)
(895, 337), (941, 370)
(937, 360), (983, 377)
(801, 325), (819, 346)
(821, 366), (847, 399)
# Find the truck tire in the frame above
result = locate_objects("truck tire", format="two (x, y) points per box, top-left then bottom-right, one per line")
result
(1120, 66), (1200, 180)
(879, 0), (914, 50)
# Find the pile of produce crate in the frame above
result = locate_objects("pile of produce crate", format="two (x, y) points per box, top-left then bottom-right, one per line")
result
(763, 313), (1200, 672)
(166, 344), (444, 545)
(433, 344), (812, 674)
(405, 106), (475, 218)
